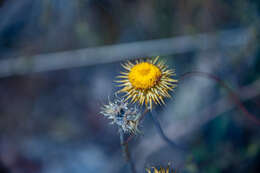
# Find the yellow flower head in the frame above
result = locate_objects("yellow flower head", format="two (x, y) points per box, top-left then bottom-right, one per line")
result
(146, 164), (177, 173)
(116, 56), (178, 109)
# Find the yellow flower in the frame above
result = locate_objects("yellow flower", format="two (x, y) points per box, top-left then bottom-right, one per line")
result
(116, 56), (178, 109)
(146, 164), (177, 173)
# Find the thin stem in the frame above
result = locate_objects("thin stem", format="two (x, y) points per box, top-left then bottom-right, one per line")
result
(150, 110), (188, 151)
(180, 71), (260, 125)
(119, 129), (137, 173)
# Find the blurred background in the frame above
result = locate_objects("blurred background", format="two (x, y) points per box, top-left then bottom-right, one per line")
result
(0, 0), (260, 172)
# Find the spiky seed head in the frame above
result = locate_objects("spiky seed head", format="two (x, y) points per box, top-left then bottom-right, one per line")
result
(100, 97), (141, 134)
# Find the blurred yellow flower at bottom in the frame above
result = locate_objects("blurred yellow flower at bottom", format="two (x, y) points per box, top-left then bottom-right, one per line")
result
(146, 164), (177, 173)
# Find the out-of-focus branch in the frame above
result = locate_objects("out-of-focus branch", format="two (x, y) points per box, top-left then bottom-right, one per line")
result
(0, 28), (252, 78)
(180, 71), (260, 125)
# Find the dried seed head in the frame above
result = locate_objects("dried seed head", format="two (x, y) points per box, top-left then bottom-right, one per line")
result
(100, 97), (141, 134)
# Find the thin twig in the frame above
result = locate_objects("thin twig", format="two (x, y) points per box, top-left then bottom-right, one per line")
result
(180, 71), (260, 125)
(119, 129), (137, 173)
(150, 110), (189, 151)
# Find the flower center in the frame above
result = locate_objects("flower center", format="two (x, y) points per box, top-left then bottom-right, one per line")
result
(128, 62), (162, 89)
